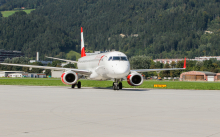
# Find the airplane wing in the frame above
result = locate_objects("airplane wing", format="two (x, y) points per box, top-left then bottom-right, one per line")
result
(45, 56), (78, 63)
(131, 68), (185, 73)
(0, 63), (91, 75)
(131, 58), (186, 73)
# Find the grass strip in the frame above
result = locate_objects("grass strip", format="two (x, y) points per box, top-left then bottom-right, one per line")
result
(0, 78), (220, 90)
(1, 9), (35, 17)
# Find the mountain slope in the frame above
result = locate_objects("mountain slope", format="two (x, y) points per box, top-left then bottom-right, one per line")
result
(1, 0), (220, 59)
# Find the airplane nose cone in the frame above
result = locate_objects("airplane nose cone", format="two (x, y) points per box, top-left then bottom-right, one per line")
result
(107, 61), (130, 79)
(115, 67), (129, 74)
(113, 65), (130, 78)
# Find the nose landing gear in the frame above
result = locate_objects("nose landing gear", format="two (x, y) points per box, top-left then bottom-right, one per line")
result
(119, 82), (122, 89)
(113, 79), (123, 90)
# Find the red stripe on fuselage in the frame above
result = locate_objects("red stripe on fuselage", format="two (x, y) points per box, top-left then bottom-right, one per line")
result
(98, 55), (105, 65)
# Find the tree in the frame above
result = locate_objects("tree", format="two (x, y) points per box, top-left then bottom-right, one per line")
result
(2, 57), (29, 71)
(51, 60), (62, 67)
(29, 62), (43, 73)
(195, 61), (203, 71)
(170, 61), (176, 68)
(63, 63), (75, 68)
(161, 63), (170, 77)
(14, 11), (27, 16)
(129, 55), (153, 78)
(129, 55), (152, 69)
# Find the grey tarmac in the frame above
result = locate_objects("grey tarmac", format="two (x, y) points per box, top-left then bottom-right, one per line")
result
(0, 85), (220, 137)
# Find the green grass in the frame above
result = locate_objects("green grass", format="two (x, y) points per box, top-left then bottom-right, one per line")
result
(1, 9), (35, 17)
(66, 50), (81, 60)
(0, 78), (220, 90)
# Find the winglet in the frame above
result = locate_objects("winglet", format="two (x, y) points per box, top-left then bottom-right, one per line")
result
(81, 27), (86, 57)
(183, 58), (186, 69)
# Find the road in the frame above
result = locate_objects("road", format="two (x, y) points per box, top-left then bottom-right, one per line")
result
(0, 85), (220, 137)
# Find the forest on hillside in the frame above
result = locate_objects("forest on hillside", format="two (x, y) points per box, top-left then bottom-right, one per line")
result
(0, 0), (220, 59)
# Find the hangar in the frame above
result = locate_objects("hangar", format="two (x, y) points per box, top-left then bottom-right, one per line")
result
(180, 71), (220, 82)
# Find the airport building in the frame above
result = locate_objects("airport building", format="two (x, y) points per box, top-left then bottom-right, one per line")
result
(153, 58), (188, 64)
(0, 71), (24, 77)
(0, 71), (46, 78)
(0, 49), (24, 62)
(180, 71), (220, 82)
(30, 52), (52, 66)
(154, 56), (220, 65)
(21, 73), (46, 78)
(51, 70), (64, 78)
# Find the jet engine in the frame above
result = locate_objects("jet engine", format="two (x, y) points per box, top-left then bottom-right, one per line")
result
(61, 71), (78, 85)
(127, 72), (144, 86)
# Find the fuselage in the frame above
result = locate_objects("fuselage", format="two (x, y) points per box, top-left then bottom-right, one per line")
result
(77, 51), (130, 80)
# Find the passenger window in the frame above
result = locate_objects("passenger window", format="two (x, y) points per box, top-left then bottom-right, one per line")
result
(108, 56), (112, 61)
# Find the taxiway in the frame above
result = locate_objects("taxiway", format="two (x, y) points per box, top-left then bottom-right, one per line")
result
(0, 85), (220, 137)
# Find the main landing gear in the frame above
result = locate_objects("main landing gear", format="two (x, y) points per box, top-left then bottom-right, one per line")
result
(113, 79), (123, 90)
(71, 81), (81, 89)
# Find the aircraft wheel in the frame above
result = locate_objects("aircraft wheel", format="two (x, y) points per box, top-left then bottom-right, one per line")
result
(119, 82), (122, 89)
(77, 81), (81, 88)
(117, 85), (119, 90)
(113, 82), (115, 90)
(113, 85), (117, 90)
(71, 84), (75, 88)
(113, 82), (119, 90)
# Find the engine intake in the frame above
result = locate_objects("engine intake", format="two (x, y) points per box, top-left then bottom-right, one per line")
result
(127, 73), (144, 86)
(61, 71), (78, 85)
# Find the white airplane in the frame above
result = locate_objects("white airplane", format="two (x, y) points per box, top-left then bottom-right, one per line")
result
(0, 27), (186, 90)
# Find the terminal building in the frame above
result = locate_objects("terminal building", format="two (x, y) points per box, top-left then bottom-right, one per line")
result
(0, 49), (24, 62)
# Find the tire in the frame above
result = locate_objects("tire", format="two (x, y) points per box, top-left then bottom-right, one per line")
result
(119, 82), (122, 89)
(71, 84), (75, 88)
(77, 81), (81, 88)
(113, 83), (116, 90)
(117, 85), (119, 90)
(113, 82), (119, 90)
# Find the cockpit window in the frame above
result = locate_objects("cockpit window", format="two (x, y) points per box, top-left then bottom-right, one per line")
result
(110, 56), (128, 61)
(113, 56), (120, 61)
(108, 56), (112, 61)
(121, 56), (128, 61)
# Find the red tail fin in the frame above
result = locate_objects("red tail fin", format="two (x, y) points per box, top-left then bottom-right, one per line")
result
(183, 58), (186, 69)
(81, 27), (86, 57)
